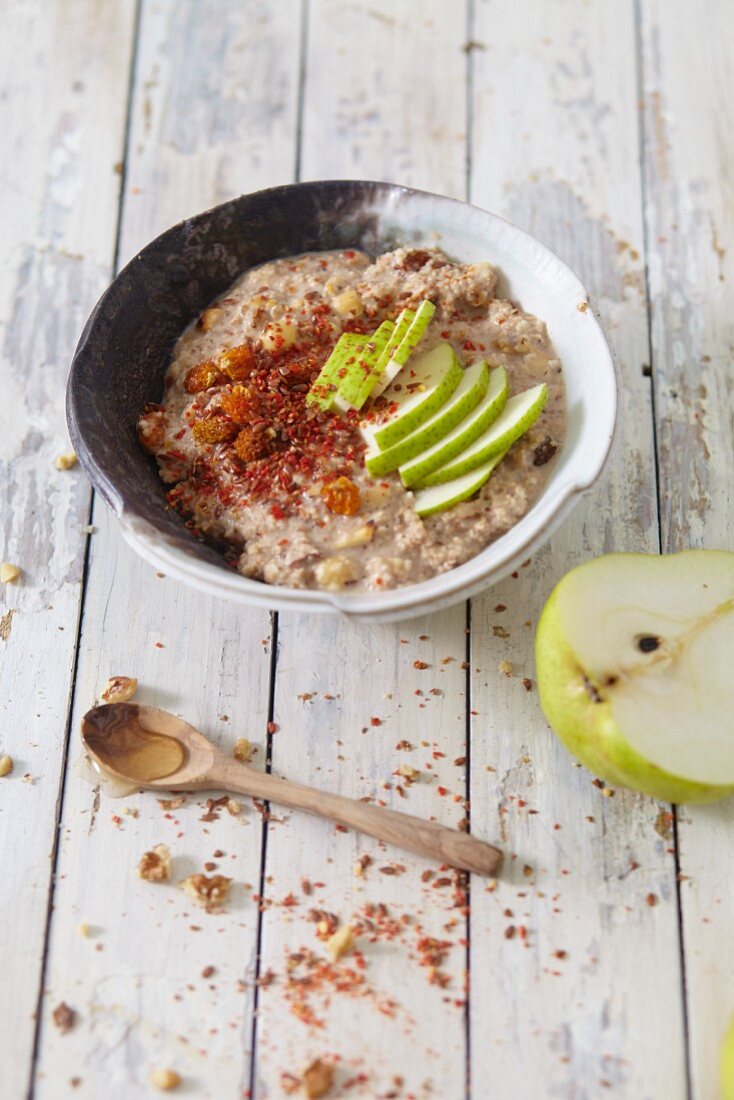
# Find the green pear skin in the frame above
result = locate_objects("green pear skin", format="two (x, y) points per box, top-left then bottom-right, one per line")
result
(535, 554), (734, 804)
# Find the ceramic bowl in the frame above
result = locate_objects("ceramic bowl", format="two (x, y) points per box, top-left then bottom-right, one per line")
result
(67, 180), (616, 622)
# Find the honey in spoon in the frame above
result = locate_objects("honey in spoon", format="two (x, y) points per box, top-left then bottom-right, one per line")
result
(82, 703), (186, 783)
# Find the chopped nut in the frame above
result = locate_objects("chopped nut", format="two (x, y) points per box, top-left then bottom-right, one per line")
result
(52, 1002), (76, 1034)
(0, 755), (13, 778)
(226, 799), (242, 816)
(138, 844), (171, 883)
(181, 873), (232, 911)
(150, 1068), (181, 1091)
(397, 764), (420, 782)
(314, 555), (359, 591)
(101, 675), (138, 704)
(197, 306), (223, 333)
(333, 523), (374, 549)
(1, 563), (21, 584)
(77, 922), (90, 938)
(326, 923), (355, 961)
(158, 796), (186, 811)
(331, 287), (363, 316)
(302, 1058), (334, 1099)
(55, 452), (78, 470)
(233, 738), (253, 763)
(261, 321), (297, 353)
(498, 660), (513, 676)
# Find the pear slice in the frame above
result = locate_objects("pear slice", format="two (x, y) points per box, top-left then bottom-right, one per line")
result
(413, 382), (547, 488)
(722, 1016), (734, 1100)
(307, 333), (374, 410)
(363, 359), (489, 477)
(535, 550), (734, 803)
(398, 366), (509, 488)
(370, 300), (436, 399)
(412, 451), (507, 517)
(333, 320), (395, 412)
(367, 342), (464, 453)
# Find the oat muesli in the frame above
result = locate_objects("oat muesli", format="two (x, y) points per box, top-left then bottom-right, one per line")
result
(139, 247), (565, 592)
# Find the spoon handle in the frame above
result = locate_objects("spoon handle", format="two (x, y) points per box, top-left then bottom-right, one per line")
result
(208, 760), (502, 877)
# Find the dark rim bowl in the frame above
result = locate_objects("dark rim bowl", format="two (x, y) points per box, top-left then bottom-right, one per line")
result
(67, 180), (617, 622)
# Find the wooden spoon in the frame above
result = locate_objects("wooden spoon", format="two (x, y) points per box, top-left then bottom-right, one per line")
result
(81, 703), (502, 877)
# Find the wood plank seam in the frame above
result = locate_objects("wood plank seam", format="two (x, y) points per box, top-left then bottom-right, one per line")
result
(246, 3), (309, 1091)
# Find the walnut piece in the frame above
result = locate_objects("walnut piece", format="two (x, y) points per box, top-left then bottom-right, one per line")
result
(233, 738), (253, 763)
(150, 1068), (181, 1091)
(1, 563), (21, 584)
(331, 287), (363, 316)
(101, 675), (138, 704)
(261, 321), (297, 353)
(197, 306), (223, 333)
(181, 873), (232, 911)
(138, 844), (172, 883)
(302, 1058), (334, 1099)
(52, 1002), (76, 1034)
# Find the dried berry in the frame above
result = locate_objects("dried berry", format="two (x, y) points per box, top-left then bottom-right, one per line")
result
(533, 436), (557, 467)
(219, 343), (255, 381)
(321, 476), (361, 516)
(234, 427), (271, 464)
(219, 384), (259, 424)
(192, 417), (238, 445)
(184, 360), (225, 394)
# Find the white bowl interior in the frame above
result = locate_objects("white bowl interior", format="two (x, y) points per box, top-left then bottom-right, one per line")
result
(121, 188), (616, 622)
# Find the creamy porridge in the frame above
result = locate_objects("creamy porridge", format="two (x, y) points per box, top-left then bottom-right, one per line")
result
(138, 247), (565, 591)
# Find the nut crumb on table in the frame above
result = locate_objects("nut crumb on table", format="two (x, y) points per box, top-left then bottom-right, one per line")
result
(138, 844), (171, 883)
(181, 873), (233, 911)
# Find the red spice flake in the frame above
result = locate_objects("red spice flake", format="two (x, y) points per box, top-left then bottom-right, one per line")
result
(369, 716), (382, 727)
(433, 877), (453, 889)
(436, 786), (449, 797)
(201, 965), (216, 979)
(413, 660), (430, 670)
(421, 869), (435, 883)
(267, 721), (279, 734)
(504, 925), (516, 940)
(522, 678), (533, 691)
(301, 878), (313, 896)
(395, 740), (413, 751)
(554, 950), (567, 960)
(646, 892), (658, 907)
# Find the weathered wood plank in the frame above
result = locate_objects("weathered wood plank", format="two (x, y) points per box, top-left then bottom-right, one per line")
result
(33, 2), (304, 1096)
(251, 2), (473, 1096)
(0, 3), (136, 1095)
(639, 2), (734, 1097)
(468, 2), (686, 1096)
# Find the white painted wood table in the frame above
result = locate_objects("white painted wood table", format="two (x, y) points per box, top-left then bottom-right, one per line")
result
(1, 2), (732, 1097)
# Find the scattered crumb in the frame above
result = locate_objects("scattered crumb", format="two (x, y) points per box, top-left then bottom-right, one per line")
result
(302, 1058), (334, 1099)
(138, 844), (172, 883)
(1, 563), (21, 584)
(234, 737), (253, 762)
(327, 924), (355, 961)
(226, 799), (242, 816)
(498, 660), (513, 676)
(0, 755), (13, 778)
(76, 922), (90, 938)
(577, 300), (589, 312)
(54, 452), (78, 470)
(158, 796), (186, 811)
(52, 1002), (76, 1034)
(101, 675), (138, 703)
(150, 1068), (181, 1091)
(181, 873), (232, 911)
